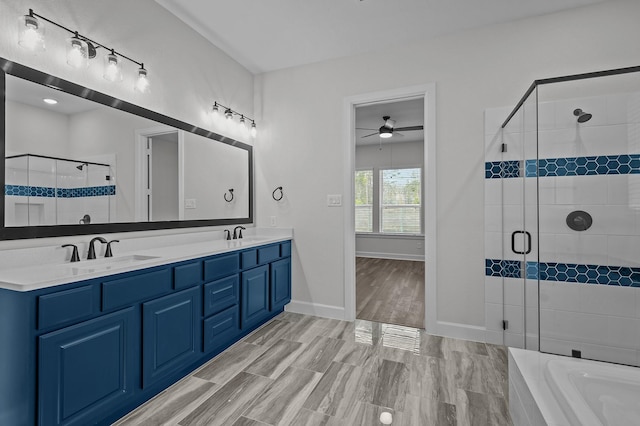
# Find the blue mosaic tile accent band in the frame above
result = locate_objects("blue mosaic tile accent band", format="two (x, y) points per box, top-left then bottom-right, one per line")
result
(57, 186), (117, 198)
(526, 261), (539, 280)
(486, 259), (522, 278)
(534, 155), (640, 177)
(538, 262), (640, 287)
(487, 259), (640, 288)
(5, 185), (56, 197)
(5, 185), (116, 198)
(485, 161), (520, 179)
(486, 155), (640, 179)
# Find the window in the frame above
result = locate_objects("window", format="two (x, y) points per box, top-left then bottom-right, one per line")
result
(381, 168), (421, 234)
(355, 169), (373, 232)
(355, 167), (422, 235)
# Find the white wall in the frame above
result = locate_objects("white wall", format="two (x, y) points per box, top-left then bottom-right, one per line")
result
(355, 141), (425, 260)
(0, 0), (254, 250)
(255, 0), (640, 327)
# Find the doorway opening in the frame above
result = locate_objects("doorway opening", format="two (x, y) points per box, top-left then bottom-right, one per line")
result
(135, 126), (185, 222)
(343, 84), (437, 333)
(354, 98), (425, 328)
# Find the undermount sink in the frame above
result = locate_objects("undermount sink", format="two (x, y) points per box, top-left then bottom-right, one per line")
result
(68, 255), (160, 274)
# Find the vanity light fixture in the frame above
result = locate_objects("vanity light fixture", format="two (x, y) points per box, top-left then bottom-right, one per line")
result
(211, 101), (258, 138)
(18, 11), (45, 51)
(18, 9), (148, 92)
(103, 50), (123, 82)
(66, 32), (89, 68)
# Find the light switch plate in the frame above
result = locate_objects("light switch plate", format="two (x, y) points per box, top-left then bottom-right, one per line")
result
(185, 199), (196, 209)
(327, 194), (342, 207)
(270, 216), (277, 227)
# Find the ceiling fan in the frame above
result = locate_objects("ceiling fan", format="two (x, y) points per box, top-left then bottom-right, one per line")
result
(358, 115), (423, 139)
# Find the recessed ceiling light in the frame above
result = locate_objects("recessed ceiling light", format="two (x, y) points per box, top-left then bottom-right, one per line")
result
(43, 98), (58, 105)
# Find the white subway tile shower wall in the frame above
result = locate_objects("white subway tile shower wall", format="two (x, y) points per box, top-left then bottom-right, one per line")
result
(484, 90), (640, 362)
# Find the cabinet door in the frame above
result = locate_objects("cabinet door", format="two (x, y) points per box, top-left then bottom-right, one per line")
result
(270, 257), (291, 312)
(241, 265), (270, 328)
(39, 307), (136, 426)
(142, 287), (201, 388)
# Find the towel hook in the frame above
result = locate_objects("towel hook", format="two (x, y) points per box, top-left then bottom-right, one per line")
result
(224, 188), (234, 202)
(272, 186), (283, 201)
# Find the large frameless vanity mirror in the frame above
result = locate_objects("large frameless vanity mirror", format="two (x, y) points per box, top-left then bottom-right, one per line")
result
(0, 58), (253, 240)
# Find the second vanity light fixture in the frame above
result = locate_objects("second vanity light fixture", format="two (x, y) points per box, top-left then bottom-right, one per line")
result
(212, 101), (257, 138)
(18, 9), (150, 93)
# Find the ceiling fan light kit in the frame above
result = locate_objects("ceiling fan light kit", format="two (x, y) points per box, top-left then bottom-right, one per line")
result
(360, 115), (424, 139)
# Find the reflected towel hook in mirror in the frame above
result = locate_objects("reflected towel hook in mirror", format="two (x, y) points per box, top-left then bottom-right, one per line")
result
(272, 186), (283, 201)
(224, 189), (234, 202)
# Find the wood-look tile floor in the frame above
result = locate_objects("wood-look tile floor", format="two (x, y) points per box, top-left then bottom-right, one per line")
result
(114, 313), (511, 426)
(356, 257), (425, 329)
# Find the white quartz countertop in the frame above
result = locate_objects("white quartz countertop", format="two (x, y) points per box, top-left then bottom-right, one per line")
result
(0, 228), (292, 292)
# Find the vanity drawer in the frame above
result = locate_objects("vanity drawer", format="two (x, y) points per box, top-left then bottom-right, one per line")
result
(203, 305), (240, 353)
(38, 286), (96, 330)
(241, 250), (258, 270)
(102, 269), (172, 311)
(280, 241), (291, 257)
(174, 261), (203, 290)
(204, 253), (239, 282)
(204, 275), (239, 317)
(258, 245), (281, 264)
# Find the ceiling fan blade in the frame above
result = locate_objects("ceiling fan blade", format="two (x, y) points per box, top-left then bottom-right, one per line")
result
(361, 132), (379, 138)
(356, 127), (377, 130)
(394, 125), (423, 132)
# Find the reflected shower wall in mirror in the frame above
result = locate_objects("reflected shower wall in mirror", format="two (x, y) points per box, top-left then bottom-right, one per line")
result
(1, 58), (253, 240)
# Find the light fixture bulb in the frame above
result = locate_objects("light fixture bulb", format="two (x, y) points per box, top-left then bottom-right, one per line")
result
(135, 66), (150, 93)
(225, 109), (233, 120)
(18, 13), (45, 52)
(103, 52), (123, 82)
(379, 131), (392, 138)
(66, 35), (89, 68)
(250, 122), (257, 138)
(212, 103), (219, 114)
(43, 98), (58, 105)
(239, 115), (246, 126)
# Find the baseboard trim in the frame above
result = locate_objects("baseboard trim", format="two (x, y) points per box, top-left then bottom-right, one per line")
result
(285, 300), (346, 321)
(356, 252), (425, 261)
(435, 321), (487, 343)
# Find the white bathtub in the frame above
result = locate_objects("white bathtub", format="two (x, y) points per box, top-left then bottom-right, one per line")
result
(509, 348), (640, 426)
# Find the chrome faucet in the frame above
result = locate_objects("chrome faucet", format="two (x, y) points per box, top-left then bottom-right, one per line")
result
(233, 226), (246, 239)
(87, 237), (107, 260)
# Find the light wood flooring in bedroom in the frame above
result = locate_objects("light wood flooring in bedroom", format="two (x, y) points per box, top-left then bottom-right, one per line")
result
(356, 257), (425, 329)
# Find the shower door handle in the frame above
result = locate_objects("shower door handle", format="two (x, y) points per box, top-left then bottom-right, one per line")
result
(511, 231), (532, 255)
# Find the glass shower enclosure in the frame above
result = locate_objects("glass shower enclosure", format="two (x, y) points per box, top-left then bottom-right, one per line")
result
(485, 65), (640, 365)
(5, 154), (114, 226)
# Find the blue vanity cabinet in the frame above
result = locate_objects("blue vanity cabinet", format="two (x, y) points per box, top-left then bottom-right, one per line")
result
(38, 307), (137, 426)
(240, 241), (292, 329)
(142, 286), (201, 388)
(0, 240), (291, 426)
(241, 264), (270, 329)
(270, 257), (292, 311)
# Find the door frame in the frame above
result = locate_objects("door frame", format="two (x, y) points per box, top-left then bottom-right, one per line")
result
(134, 126), (185, 222)
(343, 83), (437, 332)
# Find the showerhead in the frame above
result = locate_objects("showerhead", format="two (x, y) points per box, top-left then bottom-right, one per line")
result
(573, 108), (592, 123)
